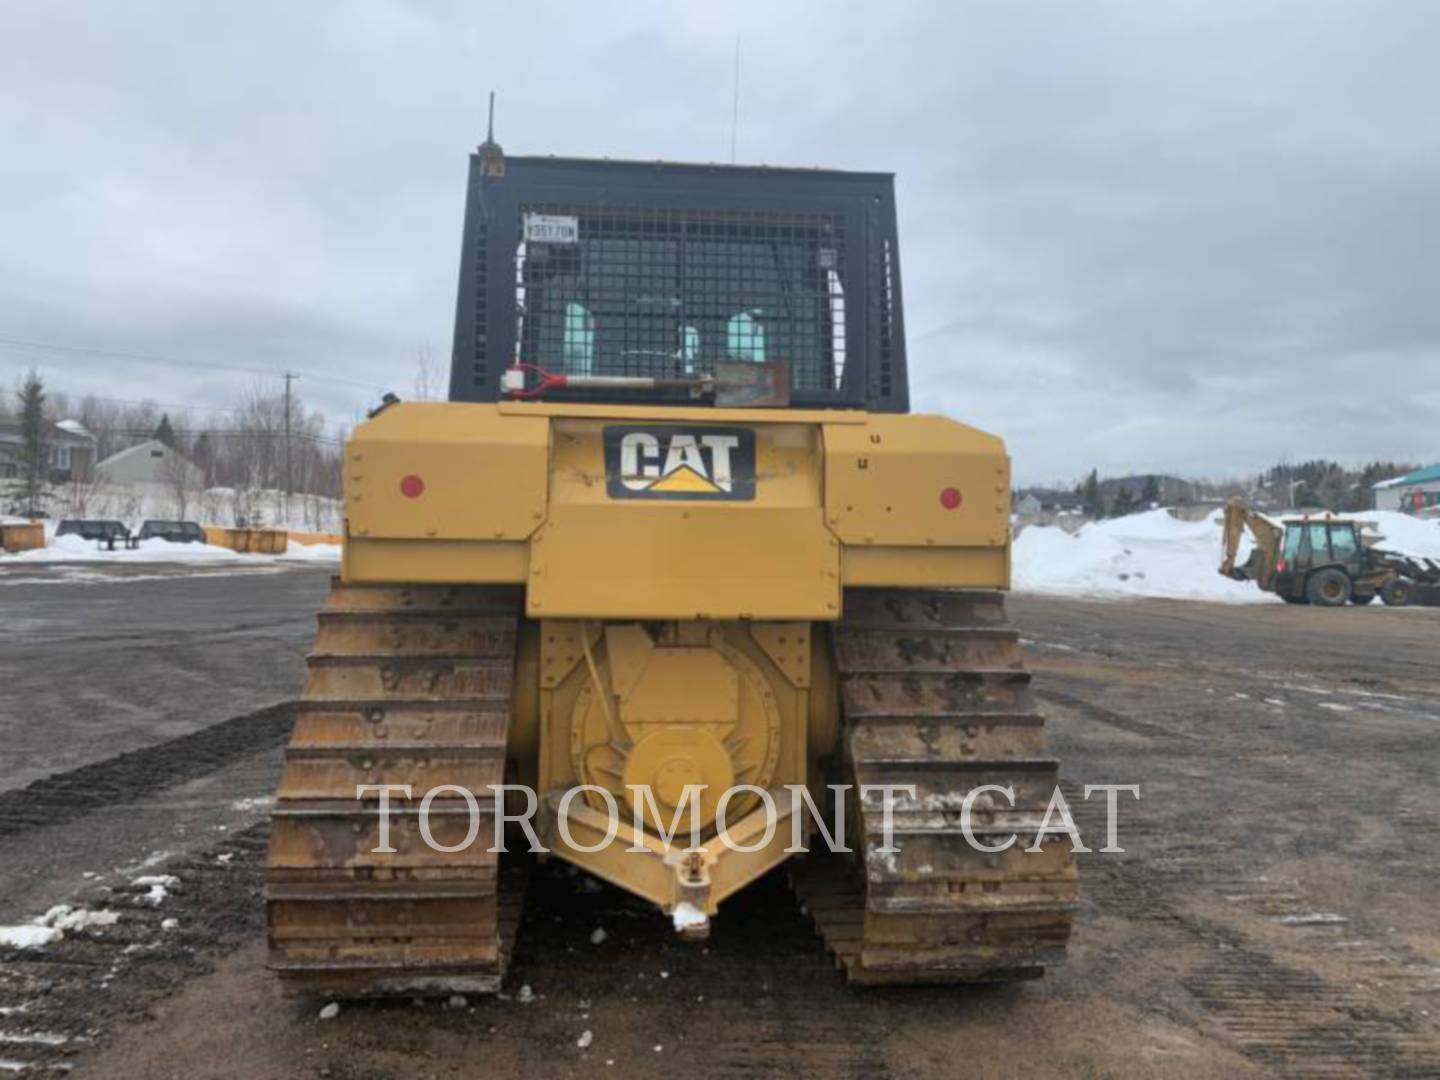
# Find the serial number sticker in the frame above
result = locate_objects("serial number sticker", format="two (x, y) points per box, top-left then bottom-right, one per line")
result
(523, 213), (579, 244)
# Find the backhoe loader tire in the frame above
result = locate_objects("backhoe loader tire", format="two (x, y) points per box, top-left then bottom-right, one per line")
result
(1306, 569), (1351, 608)
(1380, 579), (1412, 607)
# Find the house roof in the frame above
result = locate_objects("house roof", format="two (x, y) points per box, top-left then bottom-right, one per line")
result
(0, 418), (96, 446)
(96, 439), (195, 470)
(1374, 464), (1440, 489)
(55, 419), (94, 439)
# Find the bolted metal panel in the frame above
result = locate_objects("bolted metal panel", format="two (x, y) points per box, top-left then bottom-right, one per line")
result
(824, 414), (1011, 553)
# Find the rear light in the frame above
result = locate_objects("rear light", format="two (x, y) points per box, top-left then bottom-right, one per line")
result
(1277, 558), (1287, 573)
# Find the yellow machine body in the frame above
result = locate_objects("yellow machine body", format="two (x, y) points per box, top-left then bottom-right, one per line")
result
(336, 400), (1011, 919)
(265, 153), (1076, 997)
(344, 400), (1010, 609)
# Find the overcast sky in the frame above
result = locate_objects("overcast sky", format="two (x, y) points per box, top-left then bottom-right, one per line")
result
(2, 1), (1436, 483)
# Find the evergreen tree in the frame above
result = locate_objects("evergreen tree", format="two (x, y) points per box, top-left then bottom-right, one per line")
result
(1141, 474), (1161, 506)
(1112, 487), (1135, 517)
(191, 431), (215, 485)
(154, 413), (177, 448)
(16, 370), (48, 517)
(1082, 468), (1103, 518)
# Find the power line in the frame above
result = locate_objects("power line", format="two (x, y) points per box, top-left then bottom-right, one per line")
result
(0, 335), (388, 393)
(12, 386), (351, 438)
(111, 428), (343, 446)
(59, 393), (245, 417)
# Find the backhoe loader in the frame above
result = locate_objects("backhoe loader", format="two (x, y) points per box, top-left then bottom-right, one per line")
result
(1220, 497), (1439, 606)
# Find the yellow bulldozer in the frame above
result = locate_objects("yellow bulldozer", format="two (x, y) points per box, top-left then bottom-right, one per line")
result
(264, 133), (1076, 996)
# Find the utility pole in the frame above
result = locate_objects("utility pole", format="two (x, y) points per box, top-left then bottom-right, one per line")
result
(283, 372), (298, 511)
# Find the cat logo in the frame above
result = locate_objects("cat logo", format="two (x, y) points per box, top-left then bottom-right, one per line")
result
(603, 426), (757, 501)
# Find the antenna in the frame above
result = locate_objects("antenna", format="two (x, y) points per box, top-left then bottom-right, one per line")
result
(729, 37), (741, 164)
(479, 90), (505, 176)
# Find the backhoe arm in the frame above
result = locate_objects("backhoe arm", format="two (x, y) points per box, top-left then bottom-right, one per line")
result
(1220, 496), (1283, 589)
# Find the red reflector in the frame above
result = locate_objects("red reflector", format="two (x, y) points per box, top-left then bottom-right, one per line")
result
(939, 487), (962, 510)
(400, 474), (425, 499)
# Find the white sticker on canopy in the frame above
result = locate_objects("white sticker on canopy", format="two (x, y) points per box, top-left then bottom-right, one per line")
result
(523, 213), (579, 244)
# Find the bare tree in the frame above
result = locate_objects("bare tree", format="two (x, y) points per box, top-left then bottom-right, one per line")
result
(199, 485), (226, 527)
(160, 444), (200, 520)
(57, 470), (108, 519)
(412, 342), (444, 401)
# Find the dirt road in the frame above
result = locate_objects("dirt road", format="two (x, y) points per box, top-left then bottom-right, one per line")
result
(1, 577), (1436, 1078)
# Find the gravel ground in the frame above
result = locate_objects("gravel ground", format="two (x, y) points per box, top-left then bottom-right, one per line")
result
(0, 563), (329, 793)
(1, 572), (1437, 1078)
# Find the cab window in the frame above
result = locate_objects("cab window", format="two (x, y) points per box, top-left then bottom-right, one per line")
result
(1306, 524), (1331, 561)
(1329, 525), (1359, 560)
(562, 302), (595, 375)
(727, 312), (766, 362)
(680, 324), (699, 374)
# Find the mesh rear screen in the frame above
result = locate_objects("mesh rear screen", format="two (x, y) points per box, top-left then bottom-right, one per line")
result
(513, 205), (847, 392)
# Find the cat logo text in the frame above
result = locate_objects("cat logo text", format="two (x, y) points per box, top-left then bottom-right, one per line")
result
(603, 426), (757, 501)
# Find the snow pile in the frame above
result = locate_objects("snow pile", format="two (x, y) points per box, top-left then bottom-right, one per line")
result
(1014, 508), (1440, 602)
(281, 539), (343, 562)
(35, 905), (120, 932)
(0, 904), (119, 951)
(0, 925), (63, 950)
(132, 875), (179, 906)
(1362, 512), (1440, 558)
(1014, 509), (1269, 603)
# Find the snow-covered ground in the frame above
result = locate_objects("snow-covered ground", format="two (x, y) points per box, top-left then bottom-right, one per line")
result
(1, 531), (340, 566)
(1014, 508), (1440, 603)
(3, 481), (342, 533)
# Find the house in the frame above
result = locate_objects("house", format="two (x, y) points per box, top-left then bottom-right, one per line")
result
(1013, 492), (1042, 517)
(1024, 489), (1087, 514)
(95, 439), (203, 489)
(1374, 464), (1440, 514)
(0, 418), (98, 482)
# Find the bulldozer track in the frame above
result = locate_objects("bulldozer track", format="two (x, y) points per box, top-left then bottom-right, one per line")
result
(265, 580), (526, 997)
(793, 588), (1077, 984)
